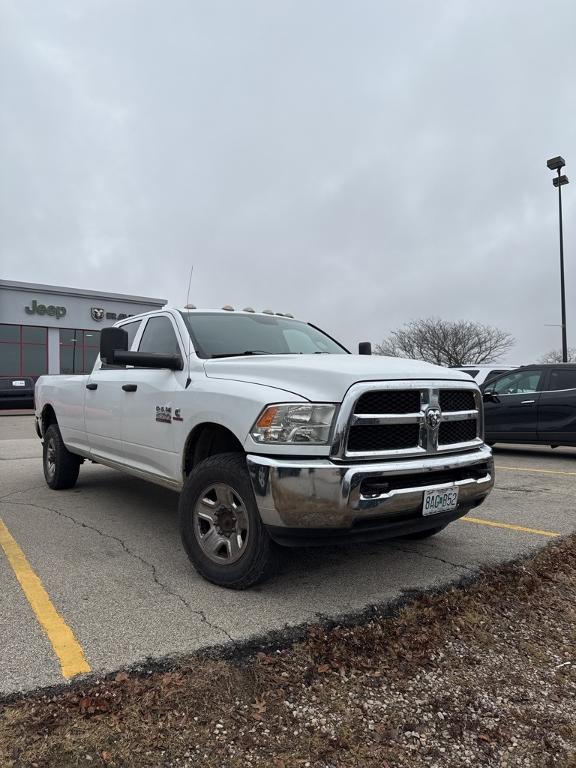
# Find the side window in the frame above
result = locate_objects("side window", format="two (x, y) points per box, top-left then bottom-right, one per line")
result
(138, 316), (181, 356)
(99, 321), (142, 370)
(122, 320), (142, 350)
(549, 369), (576, 391)
(492, 370), (542, 395)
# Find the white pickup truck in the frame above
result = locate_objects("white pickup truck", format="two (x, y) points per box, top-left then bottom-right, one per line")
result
(35, 307), (494, 588)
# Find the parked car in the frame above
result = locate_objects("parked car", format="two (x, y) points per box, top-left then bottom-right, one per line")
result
(0, 376), (35, 408)
(456, 365), (517, 387)
(482, 364), (576, 447)
(35, 307), (494, 588)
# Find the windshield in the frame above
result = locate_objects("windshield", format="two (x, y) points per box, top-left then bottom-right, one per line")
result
(180, 312), (349, 358)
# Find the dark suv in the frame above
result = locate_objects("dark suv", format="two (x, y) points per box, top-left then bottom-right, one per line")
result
(482, 365), (576, 447)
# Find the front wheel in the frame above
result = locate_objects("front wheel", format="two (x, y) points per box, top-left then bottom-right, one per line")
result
(43, 424), (81, 490)
(179, 453), (279, 589)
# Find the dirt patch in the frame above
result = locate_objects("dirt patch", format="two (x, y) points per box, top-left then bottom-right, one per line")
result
(1, 536), (576, 767)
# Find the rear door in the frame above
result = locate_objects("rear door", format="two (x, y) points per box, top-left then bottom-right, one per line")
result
(537, 367), (576, 445)
(483, 369), (544, 442)
(84, 319), (142, 462)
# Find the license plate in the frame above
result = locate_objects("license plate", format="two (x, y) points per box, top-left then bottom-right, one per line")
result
(422, 486), (459, 516)
(12, 381), (25, 387)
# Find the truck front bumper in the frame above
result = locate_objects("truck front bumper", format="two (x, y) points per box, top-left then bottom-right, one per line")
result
(247, 446), (494, 546)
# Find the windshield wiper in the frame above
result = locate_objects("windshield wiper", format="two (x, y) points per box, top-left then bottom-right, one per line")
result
(210, 350), (274, 358)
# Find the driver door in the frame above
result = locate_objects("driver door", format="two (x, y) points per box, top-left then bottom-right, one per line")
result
(483, 368), (544, 442)
(120, 314), (187, 482)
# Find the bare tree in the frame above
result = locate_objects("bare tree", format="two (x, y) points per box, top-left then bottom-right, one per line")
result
(538, 348), (576, 363)
(375, 318), (515, 366)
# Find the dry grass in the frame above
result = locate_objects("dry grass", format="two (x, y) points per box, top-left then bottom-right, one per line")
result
(1, 535), (576, 767)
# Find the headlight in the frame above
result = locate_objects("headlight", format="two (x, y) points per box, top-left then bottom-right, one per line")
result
(251, 404), (336, 444)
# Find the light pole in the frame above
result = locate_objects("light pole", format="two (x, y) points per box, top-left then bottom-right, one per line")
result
(547, 156), (569, 362)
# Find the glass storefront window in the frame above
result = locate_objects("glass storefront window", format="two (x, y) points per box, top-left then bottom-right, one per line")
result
(22, 345), (49, 377)
(59, 347), (76, 375)
(0, 324), (47, 378)
(59, 329), (101, 374)
(0, 324), (20, 343)
(83, 330), (100, 347)
(0, 345), (20, 376)
(22, 326), (49, 343)
(84, 346), (99, 371)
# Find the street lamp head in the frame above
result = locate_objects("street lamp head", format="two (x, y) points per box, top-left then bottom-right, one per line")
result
(553, 174), (569, 188)
(547, 156), (566, 171)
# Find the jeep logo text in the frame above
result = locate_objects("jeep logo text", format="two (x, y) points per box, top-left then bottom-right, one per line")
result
(25, 299), (67, 319)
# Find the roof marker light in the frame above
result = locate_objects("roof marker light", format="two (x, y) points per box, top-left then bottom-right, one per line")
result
(184, 303), (197, 310)
(262, 309), (274, 315)
(222, 305), (235, 311)
(242, 307), (256, 313)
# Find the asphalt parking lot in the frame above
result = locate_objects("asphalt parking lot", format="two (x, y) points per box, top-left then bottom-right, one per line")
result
(1, 413), (575, 697)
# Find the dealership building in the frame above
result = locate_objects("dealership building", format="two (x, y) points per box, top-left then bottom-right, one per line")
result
(0, 279), (167, 379)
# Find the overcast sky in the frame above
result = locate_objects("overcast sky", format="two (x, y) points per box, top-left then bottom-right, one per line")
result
(1, 0), (575, 362)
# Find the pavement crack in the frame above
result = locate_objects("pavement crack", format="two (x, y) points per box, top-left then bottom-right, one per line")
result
(388, 543), (477, 573)
(0, 487), (45, 501)
(0, 498), (239, 650)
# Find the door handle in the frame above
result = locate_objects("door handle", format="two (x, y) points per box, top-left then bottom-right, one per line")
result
(520, 399), (535, 404)
(86, 383), (98, 391)
(122, 384), (138, 392)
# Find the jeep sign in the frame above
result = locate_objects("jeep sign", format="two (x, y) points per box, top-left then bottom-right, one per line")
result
(25, 299), (67, 319)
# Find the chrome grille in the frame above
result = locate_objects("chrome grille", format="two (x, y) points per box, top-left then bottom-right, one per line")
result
(354, 390), (420, 415)
(439, 419), (477, 445)
(332, 380), (483, 459)
(348, 423), (420, 452)
(439, 389), (475, 412)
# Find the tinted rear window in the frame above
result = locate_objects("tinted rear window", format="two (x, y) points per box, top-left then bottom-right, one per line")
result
(549, 369), (576, 391)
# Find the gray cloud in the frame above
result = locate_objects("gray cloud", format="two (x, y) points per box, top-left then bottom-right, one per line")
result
(1, 0), (575, 362)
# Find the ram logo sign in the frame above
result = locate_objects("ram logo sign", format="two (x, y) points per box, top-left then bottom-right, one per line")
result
(90, 307), (105, 321)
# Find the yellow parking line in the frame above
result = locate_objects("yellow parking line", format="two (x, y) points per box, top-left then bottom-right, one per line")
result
(461, 516), (559, 537)
(496, 465), (576, 477)
(0, 519), (90, 679)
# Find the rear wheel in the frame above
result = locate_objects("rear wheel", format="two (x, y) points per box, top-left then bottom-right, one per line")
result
(179, 453), (279, 589)
(43, 424), (81, 490)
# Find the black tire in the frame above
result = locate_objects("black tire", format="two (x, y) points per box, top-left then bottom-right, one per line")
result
(400, 524), (447, 540)
(43, 423), (81, 490)
(179, 453), (279, 589)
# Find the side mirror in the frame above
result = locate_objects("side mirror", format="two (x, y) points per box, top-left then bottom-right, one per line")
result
(113, 351), (183, 370)
(358, 342), (372, 355)
(100, 327), (128, 364)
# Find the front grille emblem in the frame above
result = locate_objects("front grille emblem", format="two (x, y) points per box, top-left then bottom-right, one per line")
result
(426, 407), (442, 430)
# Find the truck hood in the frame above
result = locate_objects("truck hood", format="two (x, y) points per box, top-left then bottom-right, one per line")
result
(203, 355), (472, 402)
